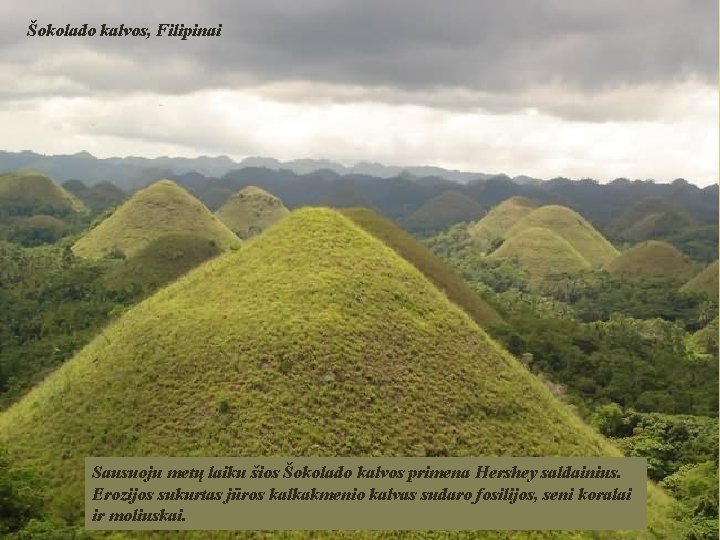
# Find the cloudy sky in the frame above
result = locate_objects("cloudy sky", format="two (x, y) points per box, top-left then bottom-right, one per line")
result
(1, 1), (717, 185)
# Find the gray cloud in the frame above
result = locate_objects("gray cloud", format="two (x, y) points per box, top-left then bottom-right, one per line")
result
(2, 0), (717, 119)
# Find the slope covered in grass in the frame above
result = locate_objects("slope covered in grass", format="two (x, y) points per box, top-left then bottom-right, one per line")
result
(63, 179), (126, 214)
(102, 232), (224, 290)
(215, 185), (289, 239)
(488, 226), (591, 284)
(341, 207), (502, 326)
(72, 179), (240, 259)
(682, 260), (719, 297)
(0, 171), (87, 218)
(604, 241), (694, 279)
(403, 189), (485, 232)
(507, 205), (619, 267)
(609, 197), (696, 242)
(0, 207), (684, 539)
(467, 196), (538, 246)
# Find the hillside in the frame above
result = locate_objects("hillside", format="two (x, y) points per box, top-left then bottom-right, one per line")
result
(609, 197), (696, 242)
(341, 207), (502, 326)
(402, 189), (485, 233)
(507, 205), (619, 267)
(604, 241), (694, 279)
(0, 171), (87, 218)
(682, 260), (719, 297)
(467, 196), (538, 247)
(0, 207), (682, 538)
(488, 226), (591, 284)
(215, 185), (289, 239)
(63, 179), (126, 214)
(71, 179), (240, 259)
(102, 232), (225, 290)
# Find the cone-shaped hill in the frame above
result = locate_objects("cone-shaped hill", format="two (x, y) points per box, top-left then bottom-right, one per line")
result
(63, 179), (126, 214)
(71, 179), (240, 259)
(341, 207), (502, 327)
(609, 197), (696, 242)
(604, 241), (694, 279)
(0, 171), (87, 218)
(488, 227), (591, 284)
(467, 196), (538, 247)
(507, 205), (619, 267)
(403, 190), (485, 233)
(0, 207), (683, 538)
(682, 260), (719, 297)
(215, 185), (289, 239)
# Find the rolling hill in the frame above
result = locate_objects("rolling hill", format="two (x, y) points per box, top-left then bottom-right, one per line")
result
(71, 179), (240, 259)
(604, 241), (694, 280)
(215, 185), (289, 239)
(341, 207), (502, 327)
(63, 179), (126, 214)
(467, 196), (538, 247)
(608, 197), (696, 242)
(402, 189), (485, 233)
(0, 207), (684, 539)
(488, 227), (591, 284)
(682, 260), (719, 297)
(0, 171), (87, 218)
(507, 205), (619, 267)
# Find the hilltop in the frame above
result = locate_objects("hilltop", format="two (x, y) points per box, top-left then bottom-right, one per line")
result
(402, 189), (485, 233)
(488, 226), (591, 284)
(467, 196), (538, 247)
(682, 260), (719, 297)
(63, 179), (126, 214)
(604, 241), (694, 279)
(507, 205), (619, 267)
(0, 171), (87, 218)
(608, 197), (696, 242)
(215, 185), (289, 239)
(0, 207), (682, 538)
(341, 207), (502, 327)
(71, 179), (240, 259)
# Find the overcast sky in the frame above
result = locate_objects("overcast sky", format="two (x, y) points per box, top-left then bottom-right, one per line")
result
(1, 1), (717, 185)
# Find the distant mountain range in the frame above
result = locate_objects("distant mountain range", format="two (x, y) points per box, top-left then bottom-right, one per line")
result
(0, 149), (569, 187)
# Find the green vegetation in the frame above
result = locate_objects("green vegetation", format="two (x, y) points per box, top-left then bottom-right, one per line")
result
(72, 179), (240, 258)
(604, 241), (694, 280)
(7, 215), (69, 247)
(467, 196), (537, 248)
(215, 185), (289, 239)
(682, 261), (719, 298)
(488, 227), (591, 286)
(506, 205), (619, 267)
(402, 190), (485, 233)
(341, 207), (502, 327)
(609, 197), (696, 242)
(63, 180), (126, 215)
(0, 171), (87, 219)
(0, 234), (223, 409)
(0, 208), (686, 538)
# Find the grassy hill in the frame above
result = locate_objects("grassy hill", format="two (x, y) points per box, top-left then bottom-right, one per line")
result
(72, 179), (240, 259)
(682, 260), (719, 297)
(341, 207), (502, 327)
(102, 232), (225, 291)
(609, 197), (696, 242)
(215, 185), (289, 239)
(604, 241), (694, 279)
(507, 205), (619, 267)
(0, 171), (87, 218)
(0, 207), (684, 539)
(467, 196), (538, 247)
(488, 227), (591, 285)
(402, 190), (485, 233)
(63, 179), (126, 214)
